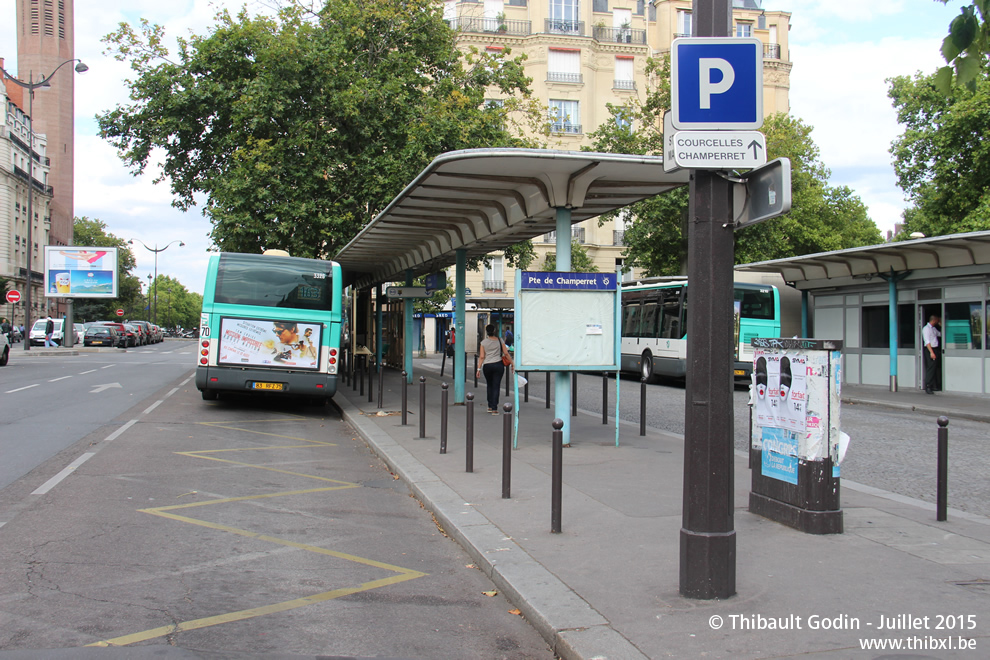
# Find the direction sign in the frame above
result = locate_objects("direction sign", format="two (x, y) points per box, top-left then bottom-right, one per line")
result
(671, 130), (766, 170)
(732, 158), (792, 229)
(671, 37), (763, 130)
(385, 286), (429, 299)
(6, 290), (21, 304)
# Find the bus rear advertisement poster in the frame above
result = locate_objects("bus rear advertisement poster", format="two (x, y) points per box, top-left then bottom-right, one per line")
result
(218, 317), (321, 370)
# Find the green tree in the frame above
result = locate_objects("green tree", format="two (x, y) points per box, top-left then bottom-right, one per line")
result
(585, 56), (880, 275)
(934, 0), (989, 92)
(151, 275), (202, 330)
(72, 217), (143, 322)
(99, 1), (543, 259)
(541, 241), (599, 273)
(889, 69), (990, 236)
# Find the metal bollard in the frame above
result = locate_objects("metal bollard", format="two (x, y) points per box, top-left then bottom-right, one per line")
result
(571, 372), (577, 417)
(546, 371), (551, 409)
(358, 356), (364, 396)
(524, 371), (529, 403)
(377, 357), (384, 409)
(937, 416), (949, 521)
(367, 356), (374, 403)
(640, 376), (647, 436)
(419, 376), (427, 439)
(602, 372), (608, 425)
(465, 392), (475, 473)
(440, 383), (449, 454)
(501, 403), (513, 499)
(401, 371), (408, 426)
(474, 354), (478, 388)
(551, 418), (564, 533)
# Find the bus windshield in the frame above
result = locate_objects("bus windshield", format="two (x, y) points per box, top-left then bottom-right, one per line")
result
(213, 253), (334, 312)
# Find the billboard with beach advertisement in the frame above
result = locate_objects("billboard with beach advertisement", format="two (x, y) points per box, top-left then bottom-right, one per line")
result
(44, 247), (119, 298)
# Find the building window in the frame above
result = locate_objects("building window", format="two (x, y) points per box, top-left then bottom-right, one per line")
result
(548, 49), (582, 83)
(614, 56), (635, 91)
(676, 9), (692, 37)
(945, 301), (984, 350)
(549, 0), (581, 33)
(735, 22), (752, 38)
(549, 99), (581, 134)
(861, 305), (917, 349)
(483, 256), (505, 292)
(593, 0), (608, 11)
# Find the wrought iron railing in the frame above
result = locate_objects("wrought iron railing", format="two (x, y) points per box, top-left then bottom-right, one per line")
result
(592, 26), (647, 44)
(449, 17), (531, 36)
(547, 72), (583, 84)
(545, 18), (584, 36)
(483, 280), (507, 292)
(550, 122), (582, 135)
(613, 79), (636, 90)
(764, 43), (781, 59)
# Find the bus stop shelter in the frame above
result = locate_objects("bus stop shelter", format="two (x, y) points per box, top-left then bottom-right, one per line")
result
(335, 148), (689, 441)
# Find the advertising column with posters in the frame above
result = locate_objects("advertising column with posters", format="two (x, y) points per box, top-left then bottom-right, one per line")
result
(749, 338), (844, 534)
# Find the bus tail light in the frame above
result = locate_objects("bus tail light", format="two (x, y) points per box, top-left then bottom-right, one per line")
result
(201, 349), (208, 356)
(200, 358), (208, 365)
(202, 340), (209, 348)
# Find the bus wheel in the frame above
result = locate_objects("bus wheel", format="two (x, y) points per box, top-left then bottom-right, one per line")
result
(640, 351), (655, 383)
(201, 389), (218, 401)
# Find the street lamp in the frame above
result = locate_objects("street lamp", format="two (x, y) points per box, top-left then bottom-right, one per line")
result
(128, 239), (184, 324)
(1, 59), (88, 350)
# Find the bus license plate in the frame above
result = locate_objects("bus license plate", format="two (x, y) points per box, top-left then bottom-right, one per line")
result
(734, 369), (746, 376)
(252, 381), (284, 391)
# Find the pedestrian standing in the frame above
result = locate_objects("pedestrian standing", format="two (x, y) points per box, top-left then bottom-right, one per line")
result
(44, 315), (56, 348)
(476, 323), (514, 414)
(922, 314), (941, 394)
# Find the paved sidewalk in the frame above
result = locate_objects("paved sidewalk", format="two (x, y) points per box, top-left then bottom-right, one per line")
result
(337, 362), (989, 659)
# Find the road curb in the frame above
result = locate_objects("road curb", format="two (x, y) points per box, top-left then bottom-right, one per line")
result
(337, 394), (644, 660)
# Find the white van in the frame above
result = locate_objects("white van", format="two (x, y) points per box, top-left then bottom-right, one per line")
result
(29, 318), (65, 346)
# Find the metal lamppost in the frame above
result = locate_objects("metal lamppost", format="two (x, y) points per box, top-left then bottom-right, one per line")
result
(1, 60), (88, 350)
(128, 239), (184, 324)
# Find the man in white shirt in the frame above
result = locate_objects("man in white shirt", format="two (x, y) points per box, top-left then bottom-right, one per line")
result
(922, 315), (941, 394)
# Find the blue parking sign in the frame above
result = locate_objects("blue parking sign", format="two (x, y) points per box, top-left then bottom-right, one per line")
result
(671, 37), (763, 130)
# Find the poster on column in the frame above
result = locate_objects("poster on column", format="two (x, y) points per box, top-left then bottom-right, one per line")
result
(753, 348), (807, 432)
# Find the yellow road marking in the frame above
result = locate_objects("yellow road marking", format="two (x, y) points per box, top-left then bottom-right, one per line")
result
(85, 413), (428, 647)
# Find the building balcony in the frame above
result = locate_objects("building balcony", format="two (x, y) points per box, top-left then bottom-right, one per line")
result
(483, 280), (507, 292)
(545, 18), (585, 36)
(449, 17), (532, 36)
(592, 26), (647, 45)
(613, 79), (636, 91)
(550, 122), (582, 135)
(547, 71), (583, 84)
(572, 226), (585, 243)
(764, 43), (782, 59)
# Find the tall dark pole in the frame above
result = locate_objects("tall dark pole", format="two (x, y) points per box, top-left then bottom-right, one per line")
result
(680, 0), (736, 600)
(129, 239), (184, 325)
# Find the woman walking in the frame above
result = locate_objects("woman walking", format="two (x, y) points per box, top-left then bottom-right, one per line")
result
(477, 324), (514, 414)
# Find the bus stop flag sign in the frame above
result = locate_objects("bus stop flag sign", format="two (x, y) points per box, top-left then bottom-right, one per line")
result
(671, 37), (763, 130)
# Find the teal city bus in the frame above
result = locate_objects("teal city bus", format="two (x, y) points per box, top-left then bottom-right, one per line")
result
(619, 278), (783, 381)
(195, 251), (343, 403)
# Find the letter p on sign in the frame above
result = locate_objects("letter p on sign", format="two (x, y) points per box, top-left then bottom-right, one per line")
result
(671, 37), (763, 130)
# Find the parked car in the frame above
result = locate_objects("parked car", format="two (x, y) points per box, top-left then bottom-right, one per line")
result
(95, 322), (131, 348)
(84, 325), (120, 348)
(29, 318), (65, 346)
(0, 331), (9, 365)
(121, 323), (140, 348)
(131, 320), (155, 345)
(73, 323), (85, 345)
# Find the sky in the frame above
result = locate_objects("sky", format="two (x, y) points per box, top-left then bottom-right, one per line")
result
(0, 0), (963, 294)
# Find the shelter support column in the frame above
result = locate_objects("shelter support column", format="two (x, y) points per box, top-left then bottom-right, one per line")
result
(880, 269), (910, 392)
(555, 206), (572, 446)
(376, 284), (383, 371)
(801, 290), (809, 338)
(455, 249), (467, 404)
(405, 270), (414, 383)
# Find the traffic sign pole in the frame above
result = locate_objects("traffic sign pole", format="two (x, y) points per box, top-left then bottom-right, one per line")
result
(680, 0), (736, 601)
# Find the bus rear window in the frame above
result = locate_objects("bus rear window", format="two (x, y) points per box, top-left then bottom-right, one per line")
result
(214, 253), (334, 311)
(736, 288), (774, 320)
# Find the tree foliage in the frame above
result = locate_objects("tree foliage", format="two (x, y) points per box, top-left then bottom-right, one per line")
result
(888, 70), (990, 236)
(935, 0), (990, 93)
(99, 0), (543, 259)
(541, 241), (599, 273)
(72, 217), (143, 322)
(585, 56), (880, 276)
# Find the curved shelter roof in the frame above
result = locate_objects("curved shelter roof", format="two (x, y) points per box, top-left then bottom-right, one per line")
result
(737, 231), (990, 286)
(335, 149), (690, 289)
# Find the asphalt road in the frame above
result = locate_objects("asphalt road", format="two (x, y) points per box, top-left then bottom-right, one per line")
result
(0, 351), (556, 659)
